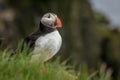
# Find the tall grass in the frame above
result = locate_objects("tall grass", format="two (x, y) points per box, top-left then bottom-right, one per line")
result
(0, 43), (113, 80)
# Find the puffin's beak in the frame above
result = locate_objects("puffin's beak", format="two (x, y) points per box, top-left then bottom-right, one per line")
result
(56, 17), (62, 28)
(51, 16), (62, 29)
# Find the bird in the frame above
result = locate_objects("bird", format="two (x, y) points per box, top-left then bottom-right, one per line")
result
(23, 12), (62, 62)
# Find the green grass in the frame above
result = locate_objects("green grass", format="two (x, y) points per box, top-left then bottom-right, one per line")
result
(0, 43), (113, 80)
(0, 50), (77, 80)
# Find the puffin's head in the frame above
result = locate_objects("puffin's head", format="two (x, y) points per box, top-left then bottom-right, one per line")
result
(41, 13), (62, 29)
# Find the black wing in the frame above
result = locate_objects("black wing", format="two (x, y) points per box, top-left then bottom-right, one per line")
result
(24, 29), (42, 48)
(10, 29), (42, 56)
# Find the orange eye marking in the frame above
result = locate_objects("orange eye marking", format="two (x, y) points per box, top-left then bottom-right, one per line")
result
(51, 21), (55, 26)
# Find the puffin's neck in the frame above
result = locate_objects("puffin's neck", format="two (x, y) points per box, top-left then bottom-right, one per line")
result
(39, 22), (56, 34)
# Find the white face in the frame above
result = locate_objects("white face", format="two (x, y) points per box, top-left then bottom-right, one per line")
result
(41, 13), (57, 29)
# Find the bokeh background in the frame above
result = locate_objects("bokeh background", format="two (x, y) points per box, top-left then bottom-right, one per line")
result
(0, 0), (120, 79)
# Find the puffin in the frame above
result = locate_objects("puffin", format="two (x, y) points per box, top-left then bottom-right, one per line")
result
(23, 13), (62, 62)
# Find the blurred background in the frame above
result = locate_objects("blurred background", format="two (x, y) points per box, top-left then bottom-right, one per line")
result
(0, 0), (120, 79)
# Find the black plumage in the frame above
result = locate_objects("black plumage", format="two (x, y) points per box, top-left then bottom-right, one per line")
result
(11, 22), (55, 55)
(24, 22), (55, 48)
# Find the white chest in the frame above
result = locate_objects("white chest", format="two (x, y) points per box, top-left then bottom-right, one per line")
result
(32, 30), (62, 61)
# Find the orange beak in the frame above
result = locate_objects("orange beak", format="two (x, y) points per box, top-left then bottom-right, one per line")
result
(56, 17), (62, 28)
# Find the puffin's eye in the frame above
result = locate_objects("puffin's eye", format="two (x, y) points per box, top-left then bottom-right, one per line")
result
(48, 14), (50, 18)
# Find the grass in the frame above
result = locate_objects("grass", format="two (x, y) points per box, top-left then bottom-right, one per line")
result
(0, 43), (113, 80)
(0, 50), (77, 80)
